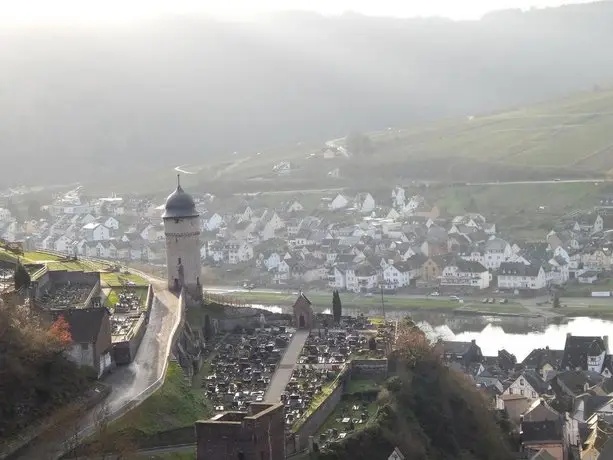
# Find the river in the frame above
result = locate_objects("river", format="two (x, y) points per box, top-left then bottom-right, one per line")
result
(253, 304), (613, 361)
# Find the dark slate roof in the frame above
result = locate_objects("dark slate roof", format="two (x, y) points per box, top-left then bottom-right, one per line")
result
(522, 348), (564, 370)
(599, 438), (613, 460)
(521, 420), (563, 443)
(522, 401), (560, 423)
(163, 180), (198, 219)
(560, 335), (608, 371)
(522, 370), (550, 394)
(529, 450), (557, 460)
(575, 394), (613, 420)
(554, 370), (604, 396)
(442, 340), (480, 357)
(50, 307), (109, 344)
(499, 262), (542, 277)
(450, 259), (488, 273)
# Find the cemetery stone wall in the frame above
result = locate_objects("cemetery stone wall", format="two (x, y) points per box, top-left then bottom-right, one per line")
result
(350, 359), (388, 379)
(294, 368), (349, 451)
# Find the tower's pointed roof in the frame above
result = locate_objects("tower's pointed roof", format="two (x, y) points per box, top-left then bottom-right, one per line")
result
(162, 175), (198, 219)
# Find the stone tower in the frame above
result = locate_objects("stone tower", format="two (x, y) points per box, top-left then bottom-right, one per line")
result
(163, 175), (201, 295)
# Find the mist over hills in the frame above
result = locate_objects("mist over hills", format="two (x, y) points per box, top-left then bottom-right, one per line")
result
(2, 1), (613, 188)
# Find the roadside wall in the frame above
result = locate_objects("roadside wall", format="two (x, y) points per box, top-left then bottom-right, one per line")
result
(144, 284), (154, 320)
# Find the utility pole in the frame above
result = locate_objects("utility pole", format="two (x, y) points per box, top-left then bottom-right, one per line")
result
(380, 284), (386, 321)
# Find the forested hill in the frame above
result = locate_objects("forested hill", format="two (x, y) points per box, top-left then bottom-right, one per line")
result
(3, 1), (613, 186)
(313, 326), (514, 460)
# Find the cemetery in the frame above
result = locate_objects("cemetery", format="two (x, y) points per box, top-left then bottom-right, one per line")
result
(285, 316), (391, 433)
(30, 269), (101, 308)
(37, 282), (95, 309)
(202, 327), (294, 412)
(314, 398), (379, 449)
(111, 286), (153, 364)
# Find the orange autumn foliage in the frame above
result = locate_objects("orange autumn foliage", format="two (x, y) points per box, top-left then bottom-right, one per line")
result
(49, 315), (72, 347)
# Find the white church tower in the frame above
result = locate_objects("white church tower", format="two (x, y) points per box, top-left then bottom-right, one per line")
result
(162, 175), (201, 295)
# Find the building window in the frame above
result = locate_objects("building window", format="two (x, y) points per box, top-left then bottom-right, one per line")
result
(509, 388), (513, 395)
(520, 389), (524, 396)
(519, 379), (525, 386)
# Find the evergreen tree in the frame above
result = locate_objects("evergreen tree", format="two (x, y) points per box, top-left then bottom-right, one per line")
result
(332, 290), (342, 324)
(204, 314), (213, 341)
(14, 260), (30, 291)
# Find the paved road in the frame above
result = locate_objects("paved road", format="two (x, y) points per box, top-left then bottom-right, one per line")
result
(265, 330), (309, 402)
(13, 282), (181, 460)
(467, 178), (612, 186)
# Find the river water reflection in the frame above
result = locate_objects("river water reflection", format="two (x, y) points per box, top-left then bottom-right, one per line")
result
(253, 304), (613, 361)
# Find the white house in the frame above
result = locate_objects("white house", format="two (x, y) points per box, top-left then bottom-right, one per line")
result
(204, 213), (224, 232)
(208, 243), (224, 263)
(502, 371), (548, 403)
(224, 241), (254, 264)
(354, 193), (376, 214)
(383, 262), (413, 288)
(352, 265), (379, 292)
(85, 241), (112, 259)
(79, 214), (97, 226)
(581, 248), (612, 271)
(329, 194), (350, 211)
(286, 200), (304, 213)
(264, 252), (282, 271)
(82, 223), (110, 242)
(391, 186), (406, 209)
(102, 216), (119, 230)
(328, 266), (347, 290)
(440, 260), (490, 289)
(0, 208), (12, 221)
(498, 262), (547, 290)
(483, 237), (513, 270)
(53, 235), (73, 253)
(345, 269), (358, 293)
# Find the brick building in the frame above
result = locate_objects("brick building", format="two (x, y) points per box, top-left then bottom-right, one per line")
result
(196, 403), (285, 460)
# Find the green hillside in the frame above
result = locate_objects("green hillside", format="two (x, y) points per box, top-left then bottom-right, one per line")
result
(363, 88), (613, 178)
(120, 87), (613, 195)
(192, 88), (613, 191)
(310, 325), (513, 460)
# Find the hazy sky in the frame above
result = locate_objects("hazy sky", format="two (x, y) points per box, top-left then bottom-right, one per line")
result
(0, 0), (595, 24)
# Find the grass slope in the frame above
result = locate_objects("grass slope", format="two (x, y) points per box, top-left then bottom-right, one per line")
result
(179, 88), (613, 191)
(112, 362), (211, 436)
(365, 88), (613, 178)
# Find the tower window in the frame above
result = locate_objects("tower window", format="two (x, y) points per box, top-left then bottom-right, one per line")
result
(178, 257), (182, 264)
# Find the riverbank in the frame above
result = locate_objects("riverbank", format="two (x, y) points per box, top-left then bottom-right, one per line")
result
(221, 291), (532, 316)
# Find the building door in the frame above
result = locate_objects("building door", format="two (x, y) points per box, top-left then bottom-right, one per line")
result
(299, 314), (305, 329)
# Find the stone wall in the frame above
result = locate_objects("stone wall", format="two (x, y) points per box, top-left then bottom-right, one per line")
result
(350, 359), (388, 379)
(292, 368), (349, 452)
(30, 269), (100, 301)
(112, 313), (147, 364)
